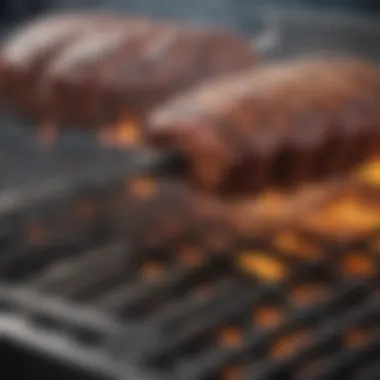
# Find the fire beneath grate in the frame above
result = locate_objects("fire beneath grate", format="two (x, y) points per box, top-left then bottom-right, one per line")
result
(0, 110), (380, 380)
(0, 130), (380, 380)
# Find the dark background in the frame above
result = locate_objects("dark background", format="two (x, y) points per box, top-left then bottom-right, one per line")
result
(1, 0), (380, 29)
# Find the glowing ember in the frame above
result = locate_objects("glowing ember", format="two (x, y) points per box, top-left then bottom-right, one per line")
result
(302, 196), (380, 237)
(238, 251), (288, 283)
(219, 326), (242, 347)
(340, 254), (375, 278)
(355, 158), (380, 187)
(99, 119), (140, 147)
(274, 232), (321, 261)
(270, 330), (311, 359)
(253, 306), (284, 329)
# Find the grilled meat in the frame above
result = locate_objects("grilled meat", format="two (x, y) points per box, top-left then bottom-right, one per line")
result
(0, 12), (256, 126)
(148, 57), (380, 197)
(0, 12), (125, 117)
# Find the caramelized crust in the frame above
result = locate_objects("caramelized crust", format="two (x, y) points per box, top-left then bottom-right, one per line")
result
(0, 12), (125, 116)
(0, 12), (256, 126)
(148, 57), (380, 196)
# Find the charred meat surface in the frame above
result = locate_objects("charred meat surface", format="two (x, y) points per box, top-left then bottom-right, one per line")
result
(0, 12), (256, 126)
(148, 57), (380, 197)
(0, 12), (125, 115)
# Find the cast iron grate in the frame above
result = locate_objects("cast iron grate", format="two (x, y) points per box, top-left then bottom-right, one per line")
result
(1, 183), (380, 380)
(1, 9), (380, 378)
(0, 114), (380, 380)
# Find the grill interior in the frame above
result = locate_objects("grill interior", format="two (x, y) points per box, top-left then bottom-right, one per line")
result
(1, 7), (380, 380)
(1, 115), (380, 380)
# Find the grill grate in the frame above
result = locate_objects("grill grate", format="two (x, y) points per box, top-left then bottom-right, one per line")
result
(2, 9), (380, 378)
(1, 180), (380, 380)
(0, 118), (380, 380)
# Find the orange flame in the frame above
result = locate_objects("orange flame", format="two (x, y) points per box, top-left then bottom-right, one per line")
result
(99, 119), (141, 147)
(340, 254), (375, 278)
(238, 251), (288, 283)
(303, 196), (380, 237)
(355, 158), (380, 187)
(253, 306), (283, 329)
